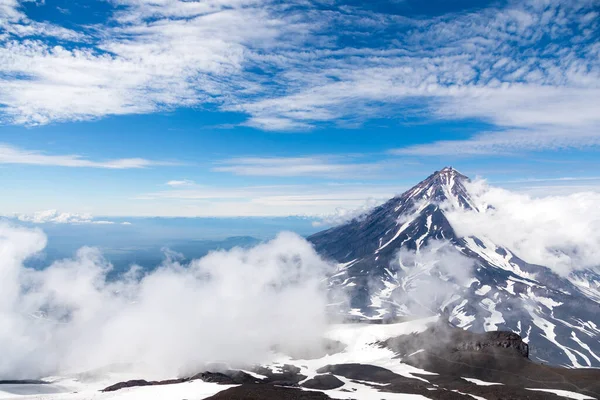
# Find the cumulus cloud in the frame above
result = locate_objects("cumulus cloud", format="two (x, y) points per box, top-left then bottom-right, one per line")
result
(445, 180), (600, 276)
(0, 223), (334, 379)
(312, 198), (382, 227)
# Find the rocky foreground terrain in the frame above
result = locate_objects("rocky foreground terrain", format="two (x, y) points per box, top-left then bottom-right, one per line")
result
(105, 319), (600, 399)
(3, 317), (596, 400)
(117, 319), (600, 399)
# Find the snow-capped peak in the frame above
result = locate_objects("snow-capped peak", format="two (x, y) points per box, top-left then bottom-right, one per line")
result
(309, 168), (600, 369)
(399, 167), (477, 212)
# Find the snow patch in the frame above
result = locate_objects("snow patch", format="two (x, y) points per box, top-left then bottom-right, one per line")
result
(475, 285), (491, 296)
(462, 377), (503, 386)
(480, 298), (505, 331)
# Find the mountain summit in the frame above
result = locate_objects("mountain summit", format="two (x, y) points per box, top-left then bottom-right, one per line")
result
(310, 167), (470, 262)
(309, 168), (600, 368)
(402, 167), (477, 211)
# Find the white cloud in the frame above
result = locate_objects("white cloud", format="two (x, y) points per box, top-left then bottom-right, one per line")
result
(0, 143), (174, 169)
(312, 197), (382, 227)
(9, 209), (124, 225)
(15, 209), (93, 224)
(445, 179), (600, 276)
(241, 116), (312, 132)
(502, 177), (600, 184)
(166, 179), (195, 187)
(213, 156), (385, 178)
(137, 183), (402, 217)
(232, 0), (600, 150)
(0, 0), (83, 40)
(0, 223), (334, 379)
(0, 0), (310, 124)
(1, 0), (597, 153)
(391, 126), (600, 156)
(389, 240), (475, 315)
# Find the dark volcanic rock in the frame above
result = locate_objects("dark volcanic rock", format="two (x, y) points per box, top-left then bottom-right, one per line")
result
(314, 364), (473, 399)
(310, 360), (599, 400)
(316, 363), (403, 384)
(98, 353), (600, 399)
(384, 380), (572, 400)
(0, 380), (48, 385)
(301, 374), (344, 390)
(204, 384), (332, 399)
(251, 364), (307, 386)
(192, 370), (261, 385)
(102, 378), (188, 392)
(384, 322), (529, 359)
(192, 372), (233, 384)
(102, 370), (261, 392)
(457, 330), (529, 358)
(382, 323), (600, 399)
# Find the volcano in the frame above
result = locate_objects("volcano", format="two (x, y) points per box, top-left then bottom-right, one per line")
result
(309, 167), (600, 368)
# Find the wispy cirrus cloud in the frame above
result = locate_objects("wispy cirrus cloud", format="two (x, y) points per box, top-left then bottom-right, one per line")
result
(392, 126), (600, 156)
(0, 0), (311, 125)
(0, 143), (176, 169)
(1, 0), (599, 155)
(166, 179), (196, 187)
(0, 0), (83, 40)
(132, 171), (600, 217)
(213, 156), (388, 178)
(137, 183), (401, 216)
(233, 0), (600, 149)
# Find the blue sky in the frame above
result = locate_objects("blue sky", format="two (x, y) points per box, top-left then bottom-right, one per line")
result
(1, 0), (599, 218)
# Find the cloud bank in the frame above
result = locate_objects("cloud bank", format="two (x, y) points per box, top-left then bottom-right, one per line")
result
(0, 223), (334, 379)
(312, 198), (382, 227)
(446, 180), (600, 276)
(7, 209), (129, 225)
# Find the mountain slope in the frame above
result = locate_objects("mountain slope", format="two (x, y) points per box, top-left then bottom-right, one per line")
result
(309, 167), (600, 368)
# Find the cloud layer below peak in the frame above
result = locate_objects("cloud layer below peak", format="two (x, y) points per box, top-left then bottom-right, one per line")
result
(0, 224), (334, 379)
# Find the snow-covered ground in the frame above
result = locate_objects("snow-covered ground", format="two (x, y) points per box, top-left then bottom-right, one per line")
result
(0, 318), (437, 400)
(0, 375), (232, 400)
(1, 317), (597, 400)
